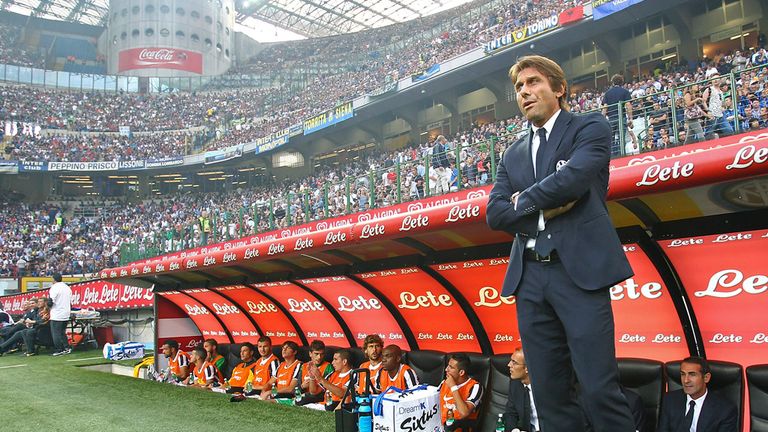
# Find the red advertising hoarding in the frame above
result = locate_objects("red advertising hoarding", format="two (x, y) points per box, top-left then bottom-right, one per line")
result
(356, 268), (481, 352)
(252, 281), (348, 346)
(430, 258), (519, 354)
(156, 295), (203, 352)
(660, 230), (768, 367)
(612, 244), (688, 362)
(212, 285), (300, 345)
(299, 276), (409, 349)
(1, 281), (153, 314)
(118, 47), (203, 74)
(183, 288), (259, 343)
(156, 291), (229, 344)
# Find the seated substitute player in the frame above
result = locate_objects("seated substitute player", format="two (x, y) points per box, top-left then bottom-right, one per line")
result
(373, 345), (418, 393)
(356, 334), (383, 395)
(162, 339), (190, 383)
(265, 340), (303, 399)
(309, 349), (354, 411)
(248, 336), (279, 398)
(204, 338), (226, 379)
(439, 354), (484, 432)
(227, 342), (258, 394)
(188, 346), (220, 389)
(297, 339), (334, 405)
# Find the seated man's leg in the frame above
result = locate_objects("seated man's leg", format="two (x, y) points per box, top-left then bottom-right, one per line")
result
(0, 330), (26, 354)
(21, 328), (38, 355)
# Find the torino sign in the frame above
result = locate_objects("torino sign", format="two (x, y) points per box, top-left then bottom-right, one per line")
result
(118, 47), (203, 74)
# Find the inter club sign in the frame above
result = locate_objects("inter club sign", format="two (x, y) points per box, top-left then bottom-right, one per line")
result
(118, 47), (203, 74)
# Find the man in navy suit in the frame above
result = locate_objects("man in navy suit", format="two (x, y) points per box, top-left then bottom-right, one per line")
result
(487, 55), (635, 432)
(657, 357), (737, 432)
(504, 348), (540, 432)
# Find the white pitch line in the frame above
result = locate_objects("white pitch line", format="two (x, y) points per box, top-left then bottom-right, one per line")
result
(66, 356), (105, 362)
(0, 364), (27, 369)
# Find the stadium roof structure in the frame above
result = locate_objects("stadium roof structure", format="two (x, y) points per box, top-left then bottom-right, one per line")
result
(1, 0), (477, 38)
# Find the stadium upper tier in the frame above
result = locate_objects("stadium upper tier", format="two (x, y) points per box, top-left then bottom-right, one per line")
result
(3, 50), (768, 277)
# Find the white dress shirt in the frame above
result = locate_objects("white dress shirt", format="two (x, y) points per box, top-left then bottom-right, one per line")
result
(522, 109), (561, 249)
(686, 390), (708, 432)
(525, 383), (540, 431)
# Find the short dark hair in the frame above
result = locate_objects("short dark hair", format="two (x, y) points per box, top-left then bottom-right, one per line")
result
(204, 338), (217, 348)
(309, 339), (325, 352)
(240, 342), (255, 352)
(257, 335), (272, 345)
(611, 74), (625, 86)
(193, 346), (206, 359)
(682, 356), (711, 375)
(52, 273), (62, 282)
(282, 340), (299, 352)
(335, 349), (351, 363)
(509, 55), (569, 111)
(449, 353), (471, 373)
(163, 339), (179, 350)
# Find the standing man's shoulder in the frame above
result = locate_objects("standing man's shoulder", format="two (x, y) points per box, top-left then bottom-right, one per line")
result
(570, 111), (611, 135)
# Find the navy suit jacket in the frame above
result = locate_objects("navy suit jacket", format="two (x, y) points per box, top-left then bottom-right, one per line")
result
(657, 389), (738, 432)
(504, 380), (531, 431)
(486, 111), (633, 296)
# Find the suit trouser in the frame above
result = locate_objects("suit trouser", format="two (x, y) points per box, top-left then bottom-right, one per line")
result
(515, 260), (635, 432)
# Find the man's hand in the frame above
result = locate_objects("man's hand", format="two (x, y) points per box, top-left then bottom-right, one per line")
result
(444, 374), (457, 389)
(510, 191), (520, 208)
(308, 363), (321, 381)
(543, 200), (576, 221)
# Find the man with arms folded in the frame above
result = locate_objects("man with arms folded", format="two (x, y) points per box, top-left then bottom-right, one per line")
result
(248, 336), (279, 398)
(161, 339), (190, 383)
(188, 346), (220, 389)
(227, 342), (258, 394)
(373, 344), (418, 393)
(308, 349), (354, 411)
(265, 340), (302, 399)
(356, 334), (383, 395)
(297, 340), (334, 405)
(439, 354), (483, 432)
(657, 357), (737, 432)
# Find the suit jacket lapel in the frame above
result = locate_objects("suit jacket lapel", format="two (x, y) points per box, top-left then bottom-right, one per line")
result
(537, 110), (573, 180)
(695, 396), (714, 432)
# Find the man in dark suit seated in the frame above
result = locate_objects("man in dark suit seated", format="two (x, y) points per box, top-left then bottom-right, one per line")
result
(503, 348), (539, 432)
(657, 357), (737, 432)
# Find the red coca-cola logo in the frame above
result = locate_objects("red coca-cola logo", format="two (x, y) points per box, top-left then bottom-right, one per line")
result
(139, 48), (176, 61)
(118, 47), (202, 73)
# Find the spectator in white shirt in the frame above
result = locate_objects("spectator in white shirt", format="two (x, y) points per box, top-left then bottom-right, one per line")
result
(48, 273), (72, 356)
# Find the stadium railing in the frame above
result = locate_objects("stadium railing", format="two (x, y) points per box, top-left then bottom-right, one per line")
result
(116, 64), (768, 264)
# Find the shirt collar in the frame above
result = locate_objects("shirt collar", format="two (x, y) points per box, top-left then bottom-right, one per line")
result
(686, 389), (708, 404)
(531, 109), (561, 137)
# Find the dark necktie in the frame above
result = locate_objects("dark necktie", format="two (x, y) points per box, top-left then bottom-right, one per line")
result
(534, 128), (548, 181)
(524, 385), (533, 431)
(680, 400), (696, 432)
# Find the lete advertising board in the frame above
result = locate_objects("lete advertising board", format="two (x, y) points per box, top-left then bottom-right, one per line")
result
(660, 229), (768, 366)
(157, 291), (230, 343)
(212, 285), (299, 345)
(183, 288), (260, 343)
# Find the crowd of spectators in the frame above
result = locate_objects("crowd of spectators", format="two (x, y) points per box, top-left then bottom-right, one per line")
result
(0, 24), (45, 69)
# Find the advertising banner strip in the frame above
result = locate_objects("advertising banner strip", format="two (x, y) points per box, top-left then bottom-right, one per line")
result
(212, 285), (299, 345)
(47, 161), (120, 172)
(412, 64), (441, 83)
(0, 160), (18, 174)
(118, 160), (146, 170)
(0, 281), (154, 314)
(118, 47), (203, 74)
(18, 161), (47, 172)
(146, 157), (184, 169)
(157, 291), (230, 343)
(183, 288), (260, 343)
(484, 14), (566, 54)
(204, 145), (243, 165)
(592, 0), (644, 20)
(303, 102), (354, 135)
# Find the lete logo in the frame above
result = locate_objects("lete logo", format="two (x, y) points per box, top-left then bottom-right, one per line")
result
(695, 269), (767, 298)
(725, 144), (768, 170)
(636, 161), (694, 186)
(445, 203), (480, 222)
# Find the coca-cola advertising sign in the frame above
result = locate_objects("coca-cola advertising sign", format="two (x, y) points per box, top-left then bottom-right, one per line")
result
(356, 268), (480, 352)
(212, 285), (299, 344)
(183, 288), (259, 343)
(157, 291), (230, 343)
(299, 276), (408, 349)
(118, 47), (203, 74)
(660, 230), (768, 366)
(252, 282), (348, 346)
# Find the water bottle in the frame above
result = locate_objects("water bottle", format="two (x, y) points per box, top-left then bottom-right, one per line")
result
(223, 378), (231, 390)
(171, 373), (178, 383)
(294, 385), (303, 405)
(325, 390), (334, 408)
(245, 380), (253, 393)
(271, 385), (278, 399)
(495, 413), (504, 432)
(446, 408), (455, 427)
(357, 396), (372, 432)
